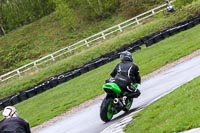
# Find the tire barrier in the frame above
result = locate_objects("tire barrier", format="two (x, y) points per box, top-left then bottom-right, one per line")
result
(1, 13), (200, 110)
(10, 94), (20, 105)
(145, 14), (200, 47)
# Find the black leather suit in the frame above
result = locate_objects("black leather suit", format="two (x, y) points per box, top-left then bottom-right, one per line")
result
(0, 117), (31, 133)
(110, 58), (141, 98)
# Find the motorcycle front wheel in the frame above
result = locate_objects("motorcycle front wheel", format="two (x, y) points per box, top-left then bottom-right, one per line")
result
(100, 97), (114, 122)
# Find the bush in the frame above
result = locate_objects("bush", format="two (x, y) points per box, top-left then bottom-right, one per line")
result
(174, 0), (198, 8)
(53, 0), (78, 30)
(0, 0), (55, 33)
(119, 0), (163, 18)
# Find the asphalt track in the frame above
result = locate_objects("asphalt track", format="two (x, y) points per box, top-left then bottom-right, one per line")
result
(35, 54), (200, 133)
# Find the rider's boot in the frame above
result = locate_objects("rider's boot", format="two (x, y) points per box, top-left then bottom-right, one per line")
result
(126, 89), (141, 99)
(122, 96), (127, 105)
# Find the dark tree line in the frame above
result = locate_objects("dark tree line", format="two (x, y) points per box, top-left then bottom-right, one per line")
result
(0, 0), (166, 36)
(0, 0), (55, 35)
(0, 0), (197, 36)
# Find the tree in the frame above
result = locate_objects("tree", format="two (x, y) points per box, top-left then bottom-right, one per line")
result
(85, 0), (119, 20)
(0, 0), (55, 34)
(0, 0), (5, 35)
(0, 1), (4, 34)
(119, 0), (162, 18)
(53, 0), (78, 30)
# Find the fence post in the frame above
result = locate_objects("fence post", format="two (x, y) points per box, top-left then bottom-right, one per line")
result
(68, 47), (72, 53)
(118, 25), (122, 32)
(135, 18), (140, 25)
(17, 69), (21, 76)
(34, 62), (38, 70)
(51, 54), (55, 61)
(84, 39), (90, 47)
(101, 32), (106, 39)
(152, 10), (155, 14)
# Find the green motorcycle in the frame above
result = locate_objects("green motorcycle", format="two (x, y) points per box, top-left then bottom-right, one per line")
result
(100, 78), (137, 122)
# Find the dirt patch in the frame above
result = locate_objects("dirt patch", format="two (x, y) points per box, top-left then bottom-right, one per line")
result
(32, 49), (200, 132)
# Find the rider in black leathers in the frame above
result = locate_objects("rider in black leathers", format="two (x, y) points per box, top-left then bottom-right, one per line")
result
(110, 51), (141, 99)
(0, 106), (31, 133)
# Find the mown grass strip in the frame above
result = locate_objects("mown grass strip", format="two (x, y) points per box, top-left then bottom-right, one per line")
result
(0, 22), (200, 127)
(124, 76), (200, 133)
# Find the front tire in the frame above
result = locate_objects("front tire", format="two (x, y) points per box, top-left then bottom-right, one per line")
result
(100, 97), (114, 122)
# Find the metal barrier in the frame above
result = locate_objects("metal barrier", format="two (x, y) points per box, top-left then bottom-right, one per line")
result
(0, 1), (175, 82)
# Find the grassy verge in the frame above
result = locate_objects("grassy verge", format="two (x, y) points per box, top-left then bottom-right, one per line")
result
(124, 76), (200, 133)
(1, 1), (200, 100)
(0, 21), (200, 127)
(0, 13), (126, 73)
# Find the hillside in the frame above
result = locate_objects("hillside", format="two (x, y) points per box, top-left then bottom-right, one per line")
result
(0, 0), (163, 74)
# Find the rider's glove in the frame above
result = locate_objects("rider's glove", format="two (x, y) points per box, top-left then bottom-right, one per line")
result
(132, 83), (141, 97)
(132, 83), (139, 89)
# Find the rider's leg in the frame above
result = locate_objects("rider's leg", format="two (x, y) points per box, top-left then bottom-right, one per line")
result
(126, 89), (141, 98)
(126, 85), (141, 98)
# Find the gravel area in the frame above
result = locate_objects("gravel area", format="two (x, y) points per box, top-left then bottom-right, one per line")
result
(32, 49), (200, 133)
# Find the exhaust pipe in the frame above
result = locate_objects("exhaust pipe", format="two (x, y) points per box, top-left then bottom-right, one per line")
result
(113, 98), (119, 104)
(113, 98), (123, 107)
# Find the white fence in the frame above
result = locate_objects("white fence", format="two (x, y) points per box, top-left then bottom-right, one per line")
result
(0, 1), (175, 82)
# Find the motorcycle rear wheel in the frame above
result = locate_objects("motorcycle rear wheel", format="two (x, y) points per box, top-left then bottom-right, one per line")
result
(123, 98), (133, 112)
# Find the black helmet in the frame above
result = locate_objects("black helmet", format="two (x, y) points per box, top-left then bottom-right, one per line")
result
(120, 51), (133, 62)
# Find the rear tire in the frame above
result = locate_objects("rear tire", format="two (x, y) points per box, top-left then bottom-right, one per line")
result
(100, 97), (114, 122)
(123, 98), (133, 112)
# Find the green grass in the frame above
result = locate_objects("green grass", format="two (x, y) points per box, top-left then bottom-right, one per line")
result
(0, 13), (126, 74)
(124, 76), (200, 133)
(1, 1), (200, 100)
(0, 21), (200, 127)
